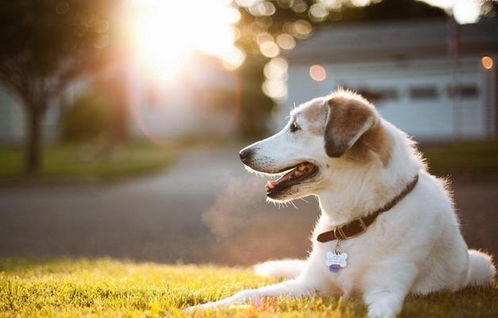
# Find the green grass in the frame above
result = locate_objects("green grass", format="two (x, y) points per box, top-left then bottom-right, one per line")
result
(421, 140), (498, 176)
(0, 259), (496, 317)
(0, 142), (174, 183)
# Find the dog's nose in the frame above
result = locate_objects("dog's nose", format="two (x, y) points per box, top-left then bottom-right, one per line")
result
(239, 148), (253, 164)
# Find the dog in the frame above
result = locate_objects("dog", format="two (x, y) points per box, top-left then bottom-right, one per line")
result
(187, 89), (495, 318)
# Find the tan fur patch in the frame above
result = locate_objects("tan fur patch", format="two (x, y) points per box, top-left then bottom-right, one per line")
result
(329, 97), (374, 141)
(326, 92), (392, 166)
(357, 122), (392, 166)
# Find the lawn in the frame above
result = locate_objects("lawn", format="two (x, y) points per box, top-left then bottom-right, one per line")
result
(0, 259), (496, 317)
(0, 142), (174, 183)
(421, 140), (498, 176)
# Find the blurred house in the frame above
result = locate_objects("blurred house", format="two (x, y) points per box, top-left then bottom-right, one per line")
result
(0, 87), (25, 144)
(282, 18), (498, 141)
(0, 55), (238, 145)
(127, 56), (238, 140)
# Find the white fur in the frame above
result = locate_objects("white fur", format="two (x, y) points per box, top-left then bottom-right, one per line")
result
(253, 259), (306, 280)
(187, 91), (496, 317)
(467, 250), (496, 286)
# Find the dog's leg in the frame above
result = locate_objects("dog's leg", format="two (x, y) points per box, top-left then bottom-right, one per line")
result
(362, 264), (417, 318)
(186, 279), (315, 312)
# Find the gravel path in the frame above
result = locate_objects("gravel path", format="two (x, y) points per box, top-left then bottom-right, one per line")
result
(0, 146), (496, 265)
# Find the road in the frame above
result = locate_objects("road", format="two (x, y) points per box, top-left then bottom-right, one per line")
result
(0, 146), (496, 265)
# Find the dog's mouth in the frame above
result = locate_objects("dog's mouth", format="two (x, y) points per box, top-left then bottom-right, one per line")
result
(264, 162), (319, 197)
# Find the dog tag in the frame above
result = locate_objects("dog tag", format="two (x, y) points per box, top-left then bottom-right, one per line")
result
(325, 251), (348, 272)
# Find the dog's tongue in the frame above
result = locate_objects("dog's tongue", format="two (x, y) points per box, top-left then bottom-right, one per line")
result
(265, 172), (293, 191)
(265, 163), (311, 191)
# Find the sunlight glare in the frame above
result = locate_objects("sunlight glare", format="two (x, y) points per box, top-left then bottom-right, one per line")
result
(131, 0), (242, 80)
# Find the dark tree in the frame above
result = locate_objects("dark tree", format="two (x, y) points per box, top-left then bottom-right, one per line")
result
(236, 0), (447, 51)
(0, 0), (117, 175)
(334, 0), (446, 23)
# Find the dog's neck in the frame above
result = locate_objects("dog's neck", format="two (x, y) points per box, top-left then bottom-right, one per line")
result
(317, 124), (422, 226)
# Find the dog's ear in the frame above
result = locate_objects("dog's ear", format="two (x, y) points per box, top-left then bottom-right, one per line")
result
(324, 97), (376, 157)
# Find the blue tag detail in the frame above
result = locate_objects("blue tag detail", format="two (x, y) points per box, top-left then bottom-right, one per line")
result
(329, 264), (341, 272)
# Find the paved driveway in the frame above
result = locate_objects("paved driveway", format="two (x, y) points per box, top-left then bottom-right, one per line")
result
(0, 146), (496, 265)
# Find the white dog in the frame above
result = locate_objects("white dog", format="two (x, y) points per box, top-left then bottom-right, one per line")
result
(188, 89), (495, 318)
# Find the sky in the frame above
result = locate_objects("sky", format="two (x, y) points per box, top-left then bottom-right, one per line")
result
(421, 0), (482, 24)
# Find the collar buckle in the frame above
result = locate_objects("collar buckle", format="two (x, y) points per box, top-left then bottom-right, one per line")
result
(334, 226), (348, 240)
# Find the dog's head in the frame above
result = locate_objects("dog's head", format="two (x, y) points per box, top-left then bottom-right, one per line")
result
(239, 89), (391, 202)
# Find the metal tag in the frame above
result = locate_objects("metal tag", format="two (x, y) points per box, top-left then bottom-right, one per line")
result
(325, 251), (348, 272)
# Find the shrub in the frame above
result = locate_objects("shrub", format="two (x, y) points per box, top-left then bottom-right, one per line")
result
(61, 90), (113, 142)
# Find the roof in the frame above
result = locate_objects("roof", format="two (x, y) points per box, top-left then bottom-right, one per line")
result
(285, 18), (498, 64)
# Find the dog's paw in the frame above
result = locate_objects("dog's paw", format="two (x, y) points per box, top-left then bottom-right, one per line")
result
(183, 304), (200, 313)
(184, 302), (217, 313)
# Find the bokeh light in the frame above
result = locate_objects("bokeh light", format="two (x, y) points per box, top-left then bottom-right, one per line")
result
(291, 0), (308, 13)
(235, 0), (261, 7)
(276, 0), (294, 9)
(264, 57), (288, 80)
(276, 33), (296, 50)
(262, 57), (288, 100)
(309, 65), (327, 81)
(248, 1), (276, 16)
(481, 56), (494, 70)
(309, 3), (329, 22)
(351, 0), (371, 6)
(319, 0), (342, 10)
(292, 19), (313, 39)
(262, 80), (287, 100)
(256, 32), (274, 45)
(259, 41), (280, 58)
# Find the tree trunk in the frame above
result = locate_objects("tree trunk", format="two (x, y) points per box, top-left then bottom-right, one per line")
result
(25, 108), (43, 175)
(112, 67), (129, 144)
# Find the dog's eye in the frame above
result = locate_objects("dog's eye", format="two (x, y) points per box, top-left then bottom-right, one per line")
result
(289, 121), (300, 132)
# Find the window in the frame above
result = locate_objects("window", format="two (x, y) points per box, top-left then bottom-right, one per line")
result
(356, 88), (398, 103)
(447, 85), (478, 98)
(409, 87), (438, 100)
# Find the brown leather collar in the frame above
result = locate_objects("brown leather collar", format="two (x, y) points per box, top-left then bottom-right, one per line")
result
(317, 173), (419, 243)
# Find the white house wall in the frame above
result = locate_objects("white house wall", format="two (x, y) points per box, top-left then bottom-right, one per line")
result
(283, 56), (490, 141)
(0, 87), (25, 145)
